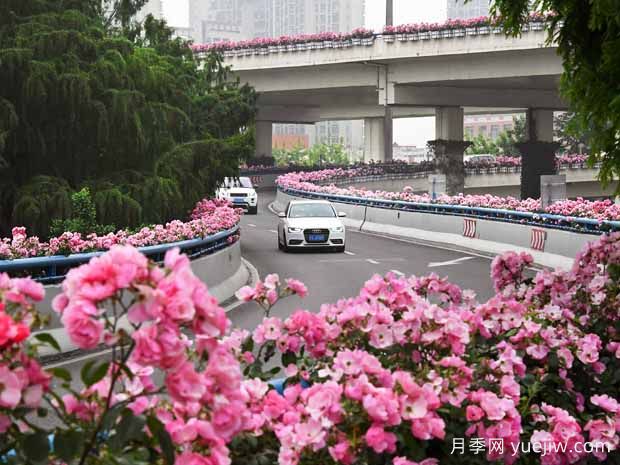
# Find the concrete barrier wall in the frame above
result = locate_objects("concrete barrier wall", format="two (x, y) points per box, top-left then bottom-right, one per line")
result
(253, 168), (616, 198)
(275, 190), (596, 261)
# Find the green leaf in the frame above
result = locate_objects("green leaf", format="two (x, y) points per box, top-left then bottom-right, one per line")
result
(109, 411), (146, 451)
(281, 351), (296, 367)
(54, 430), (84, 462)
(20, 431), (50, 464)
(101, 403), (126, 432)
(81, 360), (110, 387)
(147, 416), (175, 465)
(48, 367), (72, 382)
(34, 333), (61, 352)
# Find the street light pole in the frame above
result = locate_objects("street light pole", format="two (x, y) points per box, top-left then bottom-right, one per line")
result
(384, 0), (394, 162)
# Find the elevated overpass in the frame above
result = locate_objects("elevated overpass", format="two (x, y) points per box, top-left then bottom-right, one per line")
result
(199, 26), (571, 199)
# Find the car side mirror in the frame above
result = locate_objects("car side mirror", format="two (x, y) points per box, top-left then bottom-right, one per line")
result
(278, 212), (286, 218)
(338, 212), (347, 218)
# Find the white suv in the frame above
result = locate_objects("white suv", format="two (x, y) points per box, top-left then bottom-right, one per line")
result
(216, 177), (258, 214)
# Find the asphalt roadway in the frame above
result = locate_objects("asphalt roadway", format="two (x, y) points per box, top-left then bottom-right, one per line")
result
(227, 190), (496, 330)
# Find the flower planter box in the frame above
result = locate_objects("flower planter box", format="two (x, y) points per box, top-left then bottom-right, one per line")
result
(362, 37), (374, 46)
(430, 30), (441, 39)
(333, 41), (343, 48)
(478, 26), (491, 35)
(521, 24), (530, 32)
(418, 31), (430, 40)
(259, 48), (268, 55)
(268, 46), (277, 54)
(343, 40), (352, 48)
(295, 43), (306, 51)
(253, 48), (261, 55)
(323, 41), (333, 48)
(529, 21), (544, 31)
(441, 29), (454, 39)
(383, 35), (395, 43)
(351, 38), (361, 46)
(466, 27), (477, 36)
(277, 45), (286, 53)
(396, 33), (406, 41)
(492, 26), (503, 34)
(286, 44), (296, 52)
(407, 33), (418, 41)
(453, 29), (466, 38)
(223, 50), (235, 58)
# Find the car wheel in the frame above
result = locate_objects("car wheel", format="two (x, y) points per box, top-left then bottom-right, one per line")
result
(279, 233), (288, 252)
(249, 205), (258, 214)
(335, 246), (345, 253)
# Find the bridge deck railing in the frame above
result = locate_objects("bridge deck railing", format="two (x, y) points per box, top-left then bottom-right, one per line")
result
(0, 226), (240, 284)
(279, 187), (619, 235)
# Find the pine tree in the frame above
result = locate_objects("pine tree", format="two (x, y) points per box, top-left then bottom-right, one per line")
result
(0, 0), (256, 237)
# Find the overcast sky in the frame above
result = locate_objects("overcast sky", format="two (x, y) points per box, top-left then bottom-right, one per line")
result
(161, 0), (447, 147)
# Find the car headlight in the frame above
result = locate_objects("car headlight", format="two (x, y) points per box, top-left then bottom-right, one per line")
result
(288, 227), (302, 233)
(331, 226), (344, 232)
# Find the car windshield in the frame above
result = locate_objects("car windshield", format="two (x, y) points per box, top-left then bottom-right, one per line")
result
(289, 203), (335, 218)
(222, 177), (253, 188)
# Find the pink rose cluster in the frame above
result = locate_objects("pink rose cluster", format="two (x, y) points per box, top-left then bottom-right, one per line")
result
(48, 245), (252, 463)
(0, 274), (50, 434)
(0, 197), (241, 260)
(277, 167), (620, 224)
(236, 232), (620, 464)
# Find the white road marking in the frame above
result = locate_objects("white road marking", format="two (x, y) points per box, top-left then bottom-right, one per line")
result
(428, 256), (476, 268)
(390, 269), (405, 276)
(344, 251), (355, 256)
(269, 229), (278, 234)
(318, 258), (405, 264)
(247, 223), (257, 227)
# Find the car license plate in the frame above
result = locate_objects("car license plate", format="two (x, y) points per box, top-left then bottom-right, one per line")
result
(308, 234), (325, 242)
(232, 198), (244, 203)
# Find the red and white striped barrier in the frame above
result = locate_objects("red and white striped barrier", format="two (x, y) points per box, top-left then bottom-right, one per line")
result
(250, 176), (263, 186)
(531, 228), (547, 251)
(463, 218), (477, 238)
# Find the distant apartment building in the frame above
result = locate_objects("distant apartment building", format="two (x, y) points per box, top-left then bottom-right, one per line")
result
(135, 0), (163, 23)
(272, 134), (310, 150)
(446, 0), (490, 19)
(393, 145), (429, 163)
(188, 0), (365, 155)
(464, 114), (516, 139)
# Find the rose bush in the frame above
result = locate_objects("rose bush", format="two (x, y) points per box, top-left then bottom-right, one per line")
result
(0, 225), (618, 464)
(0, 244), (309, 465)
(233, 232), (620, 465)
(277, 168), (620, 224)
(191, 13), (556, 54)
(0, 199), (241, 260)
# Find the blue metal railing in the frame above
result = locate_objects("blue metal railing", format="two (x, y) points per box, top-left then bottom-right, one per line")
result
(0, 225), (240, 284)
(279, 187), (620, 235)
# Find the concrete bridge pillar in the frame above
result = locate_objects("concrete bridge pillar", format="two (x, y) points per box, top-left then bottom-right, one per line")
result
(428, 107), (470, 195)
(517, 109), (560, 199)
(255, 121), (273, 159)
(364, 117), (385, 162)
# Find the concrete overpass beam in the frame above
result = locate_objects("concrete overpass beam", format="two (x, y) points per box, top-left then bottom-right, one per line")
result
(256, 105), (320, 124)
(255, 121), (272, 159)
(517, 109), (560, 199)
(428, 107), (470, 195)
(364, 118), (385, 162)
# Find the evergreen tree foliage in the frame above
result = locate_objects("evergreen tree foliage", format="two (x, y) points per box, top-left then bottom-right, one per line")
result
(491, 0), (620, 189)
(0, 0), (257, 237)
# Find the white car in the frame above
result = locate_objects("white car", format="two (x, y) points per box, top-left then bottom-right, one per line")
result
(277, 200), (346, 252)
(216, 177), (258, 214)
